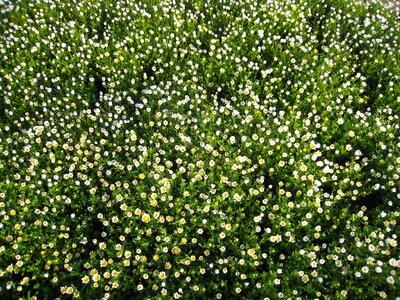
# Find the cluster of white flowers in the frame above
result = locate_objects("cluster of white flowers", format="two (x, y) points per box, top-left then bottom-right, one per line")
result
(0, 0), (399, 298)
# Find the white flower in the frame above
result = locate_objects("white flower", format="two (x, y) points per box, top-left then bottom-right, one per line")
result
(386, 276), (395, 284)
(361, 266), (369, 273)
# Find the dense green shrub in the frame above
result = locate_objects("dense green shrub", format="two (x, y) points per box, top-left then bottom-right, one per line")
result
(0, 0), (399, 299)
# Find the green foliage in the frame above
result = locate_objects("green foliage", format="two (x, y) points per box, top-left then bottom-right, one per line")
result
(0, 0), (399, 299)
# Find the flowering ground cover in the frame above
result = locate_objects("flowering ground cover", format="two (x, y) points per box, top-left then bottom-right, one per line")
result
(0, 0), (399, 299)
